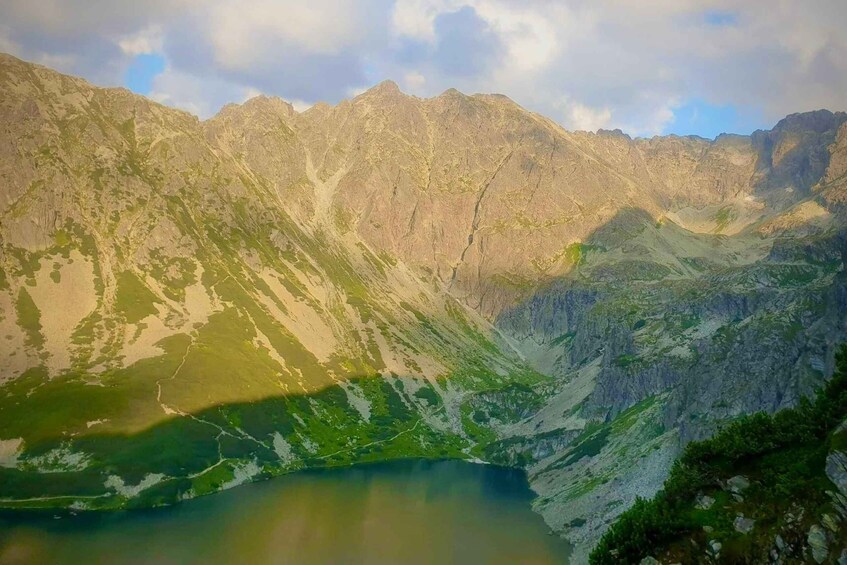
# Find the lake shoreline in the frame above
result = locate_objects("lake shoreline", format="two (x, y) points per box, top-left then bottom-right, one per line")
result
(1, 459), (571, 564)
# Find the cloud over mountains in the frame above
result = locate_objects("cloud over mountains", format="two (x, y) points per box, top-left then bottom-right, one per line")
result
(1, 0), (845, 137)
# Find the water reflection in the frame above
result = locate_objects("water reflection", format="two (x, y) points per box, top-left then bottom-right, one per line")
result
(0, 460), (569, 564)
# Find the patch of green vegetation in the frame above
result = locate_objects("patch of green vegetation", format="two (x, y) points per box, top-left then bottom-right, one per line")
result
(460, 401), (498, 457)
(444, 300), (500, 355)
(413, 384), (441, 407)
(190, 461), (237, 496)
(0, 335), (190, 451)
(356, 242), (387, 277)
(53, 229), (71, 248)
(592, 260), (673, 282)
(561, 427), (611, 466)
(713, 206), (735, 232)
(550, 331), (576, 347)
(0, 466), (109, 500)
(377, 251), (398, 267)
(147, 250), (197, 302)
(467, 382), (544, 427)
(614, 354), (641, 369)
(15, 288), (44, 349)
(611, 396), (665, 437)
(159, 308), (288, 411)
(568, 517), (587, 528)
(769, 264), (820, 287)
(115, 270), (160, 324)
(7, 247), (42, 281)
(208, 273), (330, 390)
(400, 301), (445, 343)
(565, 242), (585, 266)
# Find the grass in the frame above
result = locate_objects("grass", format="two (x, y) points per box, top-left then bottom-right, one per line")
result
(115, 270), (160, 324)
(0, 336), (516, 510)
(550, 332), (576, 347)
(413, 384), (441, 407)
(158, 308), (285, 413)
(15, 288), (44, 349)
(614, 354), (641, 369)
(561, 427), (611, 466)
(713, 206), (735, 232)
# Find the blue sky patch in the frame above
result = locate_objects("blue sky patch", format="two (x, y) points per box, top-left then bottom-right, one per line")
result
(703, 11), (737, 26)
(123, 53), (165, 96)
(666, 99), (768, 139)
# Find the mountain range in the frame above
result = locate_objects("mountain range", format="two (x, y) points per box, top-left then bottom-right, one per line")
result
(1, 52), (846, 560)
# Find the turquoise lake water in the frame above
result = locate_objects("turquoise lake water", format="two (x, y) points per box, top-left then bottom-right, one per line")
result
(0, 460), (570, 564)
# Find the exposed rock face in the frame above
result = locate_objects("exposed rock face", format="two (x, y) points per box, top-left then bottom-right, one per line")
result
(828, 450), (847, 495)
(1, 52), (847, 558)
(808, 524), (830, 563)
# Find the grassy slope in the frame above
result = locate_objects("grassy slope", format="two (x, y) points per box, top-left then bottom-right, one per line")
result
(0, 316), (545, 510)
(0, 215), (549, 510)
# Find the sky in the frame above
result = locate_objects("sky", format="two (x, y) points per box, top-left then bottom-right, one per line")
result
(1, 0), (845, 138)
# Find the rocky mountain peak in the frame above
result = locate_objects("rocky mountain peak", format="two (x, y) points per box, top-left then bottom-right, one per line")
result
(360, 79), (403, 98)
(750, 109), (847, 197)
(770, 109), (847, 135)
(210, 94), (297, 125)
(597, 128), (633, 141)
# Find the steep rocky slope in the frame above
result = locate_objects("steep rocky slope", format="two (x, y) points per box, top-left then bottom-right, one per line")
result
(1, 52), (846, 559)
(591, 349), (847, 564)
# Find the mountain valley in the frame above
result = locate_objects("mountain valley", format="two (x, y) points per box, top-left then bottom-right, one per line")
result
(1, 52), (847, 561)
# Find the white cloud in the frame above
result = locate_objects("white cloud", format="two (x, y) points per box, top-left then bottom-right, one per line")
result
(289, 99), (313, 112)
(118, 25), (163, 56)
(391, 0), (463, 42)
(207, 0), (375, 72)
(557, 98), (612, 132)
(471, 1), (563, 73)
(404, 71), (427, 91)
(241, 87), (264, 101)
(1, 0), (846, 136)
(149, 66), (260, 118)
(0, 26), (22, 56)
(621, 99), (679, 138)
(345, 86), (368, 98)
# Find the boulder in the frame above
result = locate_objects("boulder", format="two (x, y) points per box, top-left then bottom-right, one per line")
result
(695, 494), (715, 510)
(808, 524), (829, 564)
(734, 514), (755, 534)
(726, 475), (750, 494)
